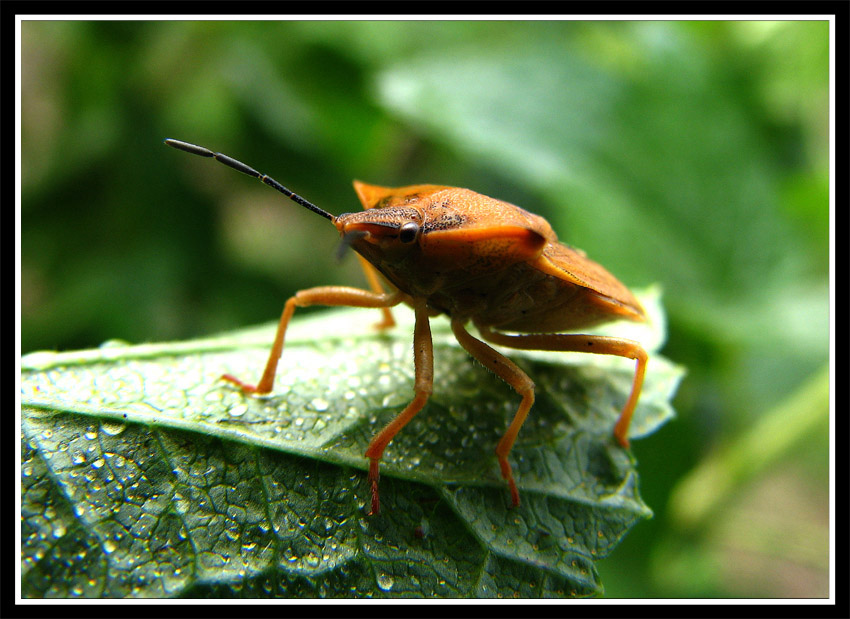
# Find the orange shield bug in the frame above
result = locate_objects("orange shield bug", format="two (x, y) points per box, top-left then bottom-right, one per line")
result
(165, 139), (649, 515)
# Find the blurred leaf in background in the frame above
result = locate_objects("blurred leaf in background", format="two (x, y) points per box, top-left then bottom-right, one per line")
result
(20, 19), (830, 598)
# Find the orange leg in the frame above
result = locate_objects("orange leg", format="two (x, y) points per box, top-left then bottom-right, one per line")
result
(477, 326), (648, 448)
(364, 300), (434, 515)
(451, 320), (535, 507)
(222, 286), (406, 394)
(356, 254), (396, 330)
(355, 192), (394, 330)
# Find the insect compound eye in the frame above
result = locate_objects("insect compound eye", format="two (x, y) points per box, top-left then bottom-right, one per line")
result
(398, 221), (419, 244)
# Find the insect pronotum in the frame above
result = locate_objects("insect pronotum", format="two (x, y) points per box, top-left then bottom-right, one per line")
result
(165, 138), (649, 515)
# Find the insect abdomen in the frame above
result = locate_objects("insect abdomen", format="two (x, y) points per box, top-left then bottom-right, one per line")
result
(426, 251), (643, 333)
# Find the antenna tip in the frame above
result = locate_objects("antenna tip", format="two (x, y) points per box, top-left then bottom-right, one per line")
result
(163, 139), (213, 158)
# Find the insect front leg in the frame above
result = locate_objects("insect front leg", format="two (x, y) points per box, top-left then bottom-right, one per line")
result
(477, 327), (648, 448)
(363, 300), (434, 515)
(222, 286), (406, 394)
(450, 319), (535, 508)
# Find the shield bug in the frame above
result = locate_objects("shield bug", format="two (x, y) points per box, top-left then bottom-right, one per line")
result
(165, 138), (649, 515)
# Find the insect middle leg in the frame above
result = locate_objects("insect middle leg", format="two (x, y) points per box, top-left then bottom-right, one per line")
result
(221, 286), (406, 394)
(364, 300), (434, 515)
(477, 326), (648, 448)
(450, 319), (535, 508)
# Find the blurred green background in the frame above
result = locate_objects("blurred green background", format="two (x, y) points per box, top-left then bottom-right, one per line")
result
(20, 20), (830, 598)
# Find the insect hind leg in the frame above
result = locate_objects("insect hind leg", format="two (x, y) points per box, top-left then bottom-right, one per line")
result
(477, 326), (647, 448)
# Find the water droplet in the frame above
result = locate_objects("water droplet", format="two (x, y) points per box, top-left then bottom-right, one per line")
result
(100, 421), (126, 436)
(345, 406), (360, 419)
(311, 397), (329, 412)
(92, 458), (105, 469)
(229, 404), (247, 418)
(376, 572), (394, 591)
(72, 451), (86, 465)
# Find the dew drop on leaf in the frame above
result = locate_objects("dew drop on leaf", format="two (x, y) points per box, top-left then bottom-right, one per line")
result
(100, 421), (127, 436)
(229, 404), (248, 418)
(376, 572), (394, 591)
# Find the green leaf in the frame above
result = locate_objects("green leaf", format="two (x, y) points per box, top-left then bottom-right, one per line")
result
(20, 288), (682, 598)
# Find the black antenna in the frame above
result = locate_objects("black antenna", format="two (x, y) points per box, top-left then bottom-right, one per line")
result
(164, 139), (335, 222)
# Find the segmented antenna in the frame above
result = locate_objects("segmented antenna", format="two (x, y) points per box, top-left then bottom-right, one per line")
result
(164, 139), (335, 222)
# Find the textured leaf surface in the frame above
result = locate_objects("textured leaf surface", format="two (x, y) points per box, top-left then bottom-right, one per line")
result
(20, 288), (682, 598)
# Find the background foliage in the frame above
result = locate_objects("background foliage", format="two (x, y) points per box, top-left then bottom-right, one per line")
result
(21, 19), (830, 598)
